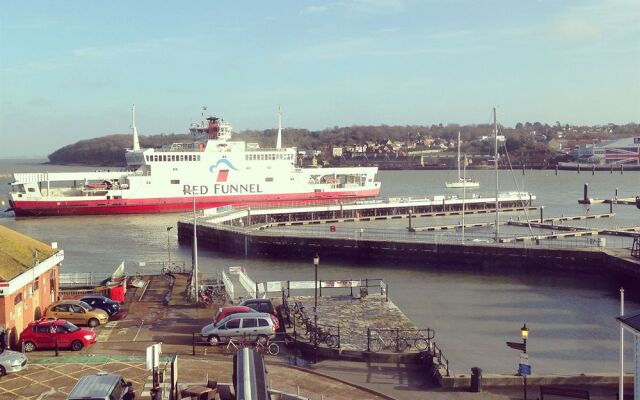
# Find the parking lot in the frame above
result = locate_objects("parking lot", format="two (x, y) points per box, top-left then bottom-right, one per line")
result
(0, 358), (149, 400)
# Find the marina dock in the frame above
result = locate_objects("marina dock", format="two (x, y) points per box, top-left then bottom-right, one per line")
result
(178, 197), (640, 283)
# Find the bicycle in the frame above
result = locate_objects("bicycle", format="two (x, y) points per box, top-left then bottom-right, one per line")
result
(307, 325), (339, 348)
(254, 339), (280, 356)
(225, 337), (247, 354)
(369, 331), (408, 353)
(401, 333), (430, 351)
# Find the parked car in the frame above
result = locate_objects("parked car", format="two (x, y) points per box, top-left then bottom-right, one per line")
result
(44, 300), (109, 327)
(213, 305), (253, 325)
(200, 312), (276, 345)
(239, 298), (281, 330)
(19, 319), (96, 352)
(67, 373), (129, 400)
(80, 295), (122, 317)
(0, 349), (28, 377)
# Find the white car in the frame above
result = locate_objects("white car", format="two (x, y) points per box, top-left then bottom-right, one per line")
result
(0, 350), (28, 377)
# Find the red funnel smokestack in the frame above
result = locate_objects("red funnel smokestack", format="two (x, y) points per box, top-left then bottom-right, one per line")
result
(207, 117), (219, 140)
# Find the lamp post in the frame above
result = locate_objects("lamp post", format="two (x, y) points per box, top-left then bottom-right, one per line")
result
(521, 323), (529, 400)
(313, 254), (320, 363)
(166, 227), (173, 270)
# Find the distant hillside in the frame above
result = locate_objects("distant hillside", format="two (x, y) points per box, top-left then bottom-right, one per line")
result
(47, 122), (638, 166)
(48, 133), (191, 165)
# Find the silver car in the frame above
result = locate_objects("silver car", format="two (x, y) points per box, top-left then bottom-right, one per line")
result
(201, 312), (276, 345)
(0, 349), (28, 376)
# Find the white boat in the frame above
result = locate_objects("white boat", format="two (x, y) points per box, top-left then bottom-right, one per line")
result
(445, 132), (479, 189)
(8, 107), (381, 216)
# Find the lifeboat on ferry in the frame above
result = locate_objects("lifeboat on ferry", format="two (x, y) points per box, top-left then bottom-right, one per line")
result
(85, 180), (114, 190)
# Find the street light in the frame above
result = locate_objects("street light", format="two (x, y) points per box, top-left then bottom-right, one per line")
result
(313, 254), (320, 363)
(166, 227), (173, 270)
(521, 323), (529, 400)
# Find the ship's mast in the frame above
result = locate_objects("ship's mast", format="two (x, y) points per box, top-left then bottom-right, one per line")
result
(276, 106), (282, 149)
(494, 107), (499, 242)
(131, 105), (140, 151)
(457, 131), (461, 181)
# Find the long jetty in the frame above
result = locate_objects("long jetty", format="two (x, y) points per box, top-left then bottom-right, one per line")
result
(178, 196), (640, 284)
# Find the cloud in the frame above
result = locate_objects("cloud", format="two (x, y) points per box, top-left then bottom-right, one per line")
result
(547, 18), (601, 40)
(72, 37), (184, 59)
(301, 0), (407, 16)
(301, 5), (329, 14)
(343, 0), (407, 15)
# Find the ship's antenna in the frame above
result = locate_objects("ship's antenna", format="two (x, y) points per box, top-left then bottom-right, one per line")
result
(131, 104), (140, 151)
(276, 106), (282, 149)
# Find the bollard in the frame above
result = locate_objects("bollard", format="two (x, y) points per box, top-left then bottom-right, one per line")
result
(611, 163), (614, 174)
(555, 165), (558, 175)
(592, 165), (595, 175)
(578, 164), (581, 173)
(55, 340), (59, 356)
(610, 200), (613, 214)
(583, 183), (589, 203)
(522, 164), (525, 175)
(539, 207), (544, 223)
(470, 367), (483, 392)
(192, 332), (196, 356)
(615, 187), (619, 199)
(367, 328), (371, 352)
(621, 165), (624, 175)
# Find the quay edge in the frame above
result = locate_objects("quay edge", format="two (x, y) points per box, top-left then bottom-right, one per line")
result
(177, 221), (640, 287)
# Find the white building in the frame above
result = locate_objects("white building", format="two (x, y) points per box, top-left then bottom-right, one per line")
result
(577, 137), (640, 165)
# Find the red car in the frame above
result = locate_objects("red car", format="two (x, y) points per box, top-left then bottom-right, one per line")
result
(213, 305), (254, 325)
(213, 305), (281, 331)
(19, 319), (96, 352)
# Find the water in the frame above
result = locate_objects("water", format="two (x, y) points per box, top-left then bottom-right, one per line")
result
(1, 160), (639, 374)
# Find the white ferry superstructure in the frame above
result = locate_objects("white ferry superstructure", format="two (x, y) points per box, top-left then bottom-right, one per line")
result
(8, 108), (381, 216)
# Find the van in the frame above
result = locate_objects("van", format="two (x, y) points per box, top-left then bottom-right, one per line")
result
(201, 312), (276, 346)
(67, 374), (128, 400)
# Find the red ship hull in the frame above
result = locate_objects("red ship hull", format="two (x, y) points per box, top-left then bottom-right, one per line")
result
(10, 188), (381, 216)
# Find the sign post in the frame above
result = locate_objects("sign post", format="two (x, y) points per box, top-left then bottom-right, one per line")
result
(146, 343), (162, 388)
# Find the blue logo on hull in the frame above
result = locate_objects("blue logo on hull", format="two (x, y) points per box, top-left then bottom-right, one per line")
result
(209, 159), (239, 173)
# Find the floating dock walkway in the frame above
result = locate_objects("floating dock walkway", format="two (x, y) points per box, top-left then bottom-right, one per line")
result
(178, 195), (640, 284)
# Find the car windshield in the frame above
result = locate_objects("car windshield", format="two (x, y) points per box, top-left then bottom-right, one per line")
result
(63, 321), (80, 332)
(78, 301), (93, 311)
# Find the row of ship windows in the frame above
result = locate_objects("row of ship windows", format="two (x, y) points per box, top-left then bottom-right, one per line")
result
(147, 154), (201, 162)
(245, 153), (293, 161)
(168, 177), (274, 185)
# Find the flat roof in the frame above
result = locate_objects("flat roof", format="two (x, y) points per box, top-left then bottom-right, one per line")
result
(0, 225), (54, 282)
(617, 310), (640, 335)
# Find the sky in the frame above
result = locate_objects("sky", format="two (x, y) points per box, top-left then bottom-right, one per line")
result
(1, 0), (639, 158)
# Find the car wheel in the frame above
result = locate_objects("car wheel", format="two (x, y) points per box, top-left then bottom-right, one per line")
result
(71, 340), (84, 351)
(0, 365), (6, 377)
(256, 335), (268, 346)
(88, 318), (100, 327)
(207, 335), (220, 346)
(23, 341), (36, 352)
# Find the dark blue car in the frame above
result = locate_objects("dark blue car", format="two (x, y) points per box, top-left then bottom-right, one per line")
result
(80, 295), (121, 317)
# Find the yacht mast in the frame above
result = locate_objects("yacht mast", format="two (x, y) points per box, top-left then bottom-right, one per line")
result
(493, 107), (499, 242)
(457, 131), (461, 181)
(276, 106), (282, 149)
(131, 105), (140, 151)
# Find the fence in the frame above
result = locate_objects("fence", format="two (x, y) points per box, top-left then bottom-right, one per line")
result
(273, 278), (388, 300)
(222, 270), (235, 301)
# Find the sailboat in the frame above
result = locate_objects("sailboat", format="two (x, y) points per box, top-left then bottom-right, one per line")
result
(445, 132), (480, 188)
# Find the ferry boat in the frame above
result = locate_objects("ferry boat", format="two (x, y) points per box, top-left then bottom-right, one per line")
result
(8, 108), (381, 216)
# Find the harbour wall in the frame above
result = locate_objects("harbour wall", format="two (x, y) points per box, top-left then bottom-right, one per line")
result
(177, 221), (640, 286)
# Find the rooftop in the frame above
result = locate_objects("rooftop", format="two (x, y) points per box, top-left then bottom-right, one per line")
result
(0, 225), (54, 282)
(618, 310), (640, 334)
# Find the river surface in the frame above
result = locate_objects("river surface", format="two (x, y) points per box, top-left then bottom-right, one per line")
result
(1, 159), (639, 374)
